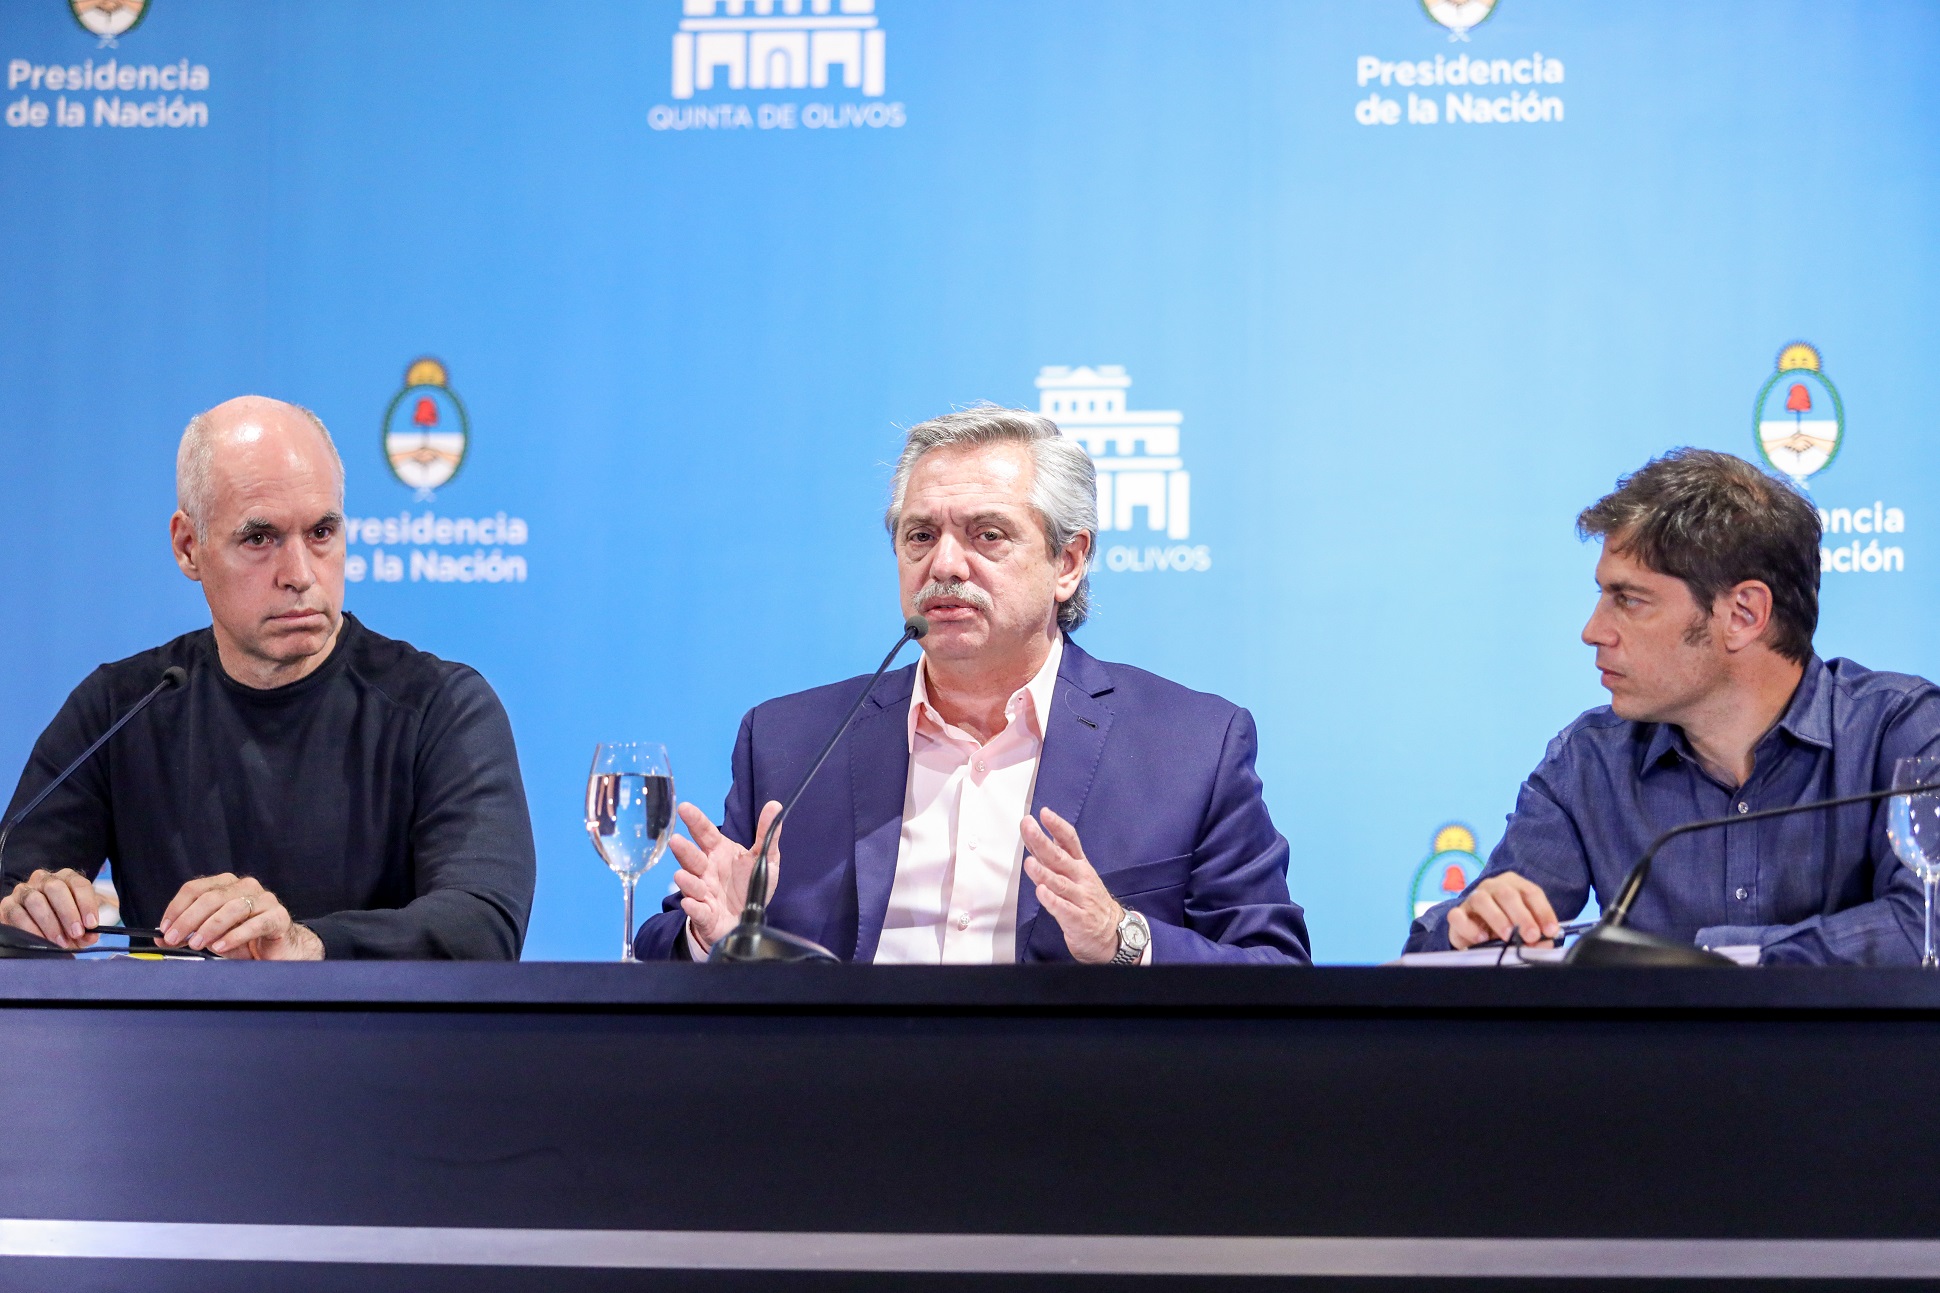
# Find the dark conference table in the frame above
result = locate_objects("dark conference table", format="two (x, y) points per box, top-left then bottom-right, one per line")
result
(0, 961), (1936, 1291)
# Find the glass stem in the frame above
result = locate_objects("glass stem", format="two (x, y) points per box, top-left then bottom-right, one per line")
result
(620, 869), (636, 962)
(1916, 869), (1932, 962)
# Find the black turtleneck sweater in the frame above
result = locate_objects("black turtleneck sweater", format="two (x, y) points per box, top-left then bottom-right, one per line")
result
(1, 614), (534, 959)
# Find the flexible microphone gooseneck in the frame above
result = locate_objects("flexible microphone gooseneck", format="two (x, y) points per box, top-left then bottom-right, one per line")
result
(0, 665), (186, 884)
(709, 616), (928, 964)
(0, 665), (187, 959)
(1563, 776), (1940, 966)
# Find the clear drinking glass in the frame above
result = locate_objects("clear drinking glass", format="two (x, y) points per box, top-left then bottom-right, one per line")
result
(1887, 754), (1940, 968)
(586, 742), (675, 962)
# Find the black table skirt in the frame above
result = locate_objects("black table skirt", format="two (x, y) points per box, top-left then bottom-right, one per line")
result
(0, 961), (1933, 1290)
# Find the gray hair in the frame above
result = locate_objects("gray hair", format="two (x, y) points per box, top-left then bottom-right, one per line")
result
(177, 400), (343, 538)
(885, 405), (1099, 631)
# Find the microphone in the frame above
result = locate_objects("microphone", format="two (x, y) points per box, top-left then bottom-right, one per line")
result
(1563, 776), (1940, 966)
(709, 615), (928, 964)
(0, 666), (186, 958)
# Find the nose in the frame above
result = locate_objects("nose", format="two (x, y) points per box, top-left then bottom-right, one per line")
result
(929, 531), (971, 583)
(276, 538), (316, 593)
(1582, 600), (1615, 649)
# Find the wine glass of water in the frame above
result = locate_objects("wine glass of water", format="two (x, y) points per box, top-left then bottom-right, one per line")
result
(1887, 754), (1940, 968)
(586, 742), (675, 962)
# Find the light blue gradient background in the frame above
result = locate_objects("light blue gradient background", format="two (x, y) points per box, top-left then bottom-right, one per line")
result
(2, 0), (1934, 961)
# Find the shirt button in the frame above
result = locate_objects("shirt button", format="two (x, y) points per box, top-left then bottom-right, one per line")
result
(965, 836), (980, 852)
(975, 761), (987, 774)
(1735, 887), (1749, 900)
(955, 912), (971, 930)
(1737, 802), (1749, 814)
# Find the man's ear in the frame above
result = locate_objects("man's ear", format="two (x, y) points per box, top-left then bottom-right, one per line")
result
(1721, 579), (1775, 653)
(170, 511), (204, 584)
(1055, 531), (1092, 599)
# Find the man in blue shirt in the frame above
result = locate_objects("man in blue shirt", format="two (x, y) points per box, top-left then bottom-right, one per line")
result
(1408, 448), (1940, 965)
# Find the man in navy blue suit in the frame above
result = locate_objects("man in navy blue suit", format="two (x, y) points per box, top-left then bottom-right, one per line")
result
(633, 406), (1308, 965)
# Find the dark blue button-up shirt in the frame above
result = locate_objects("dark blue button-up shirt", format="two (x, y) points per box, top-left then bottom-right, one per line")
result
(1406, 657), (1940, 965)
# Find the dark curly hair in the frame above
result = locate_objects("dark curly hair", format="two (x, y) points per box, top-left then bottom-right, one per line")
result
(1577, 448), (1820, 664)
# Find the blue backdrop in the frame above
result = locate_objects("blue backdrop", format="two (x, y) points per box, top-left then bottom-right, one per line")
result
(3, 0), (1935, 961)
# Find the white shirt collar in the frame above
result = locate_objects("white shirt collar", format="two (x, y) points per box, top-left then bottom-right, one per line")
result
(907, 633), (1064, 752)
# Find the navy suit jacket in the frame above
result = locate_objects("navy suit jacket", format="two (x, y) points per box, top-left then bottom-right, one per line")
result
(633, 637), (1309, 964)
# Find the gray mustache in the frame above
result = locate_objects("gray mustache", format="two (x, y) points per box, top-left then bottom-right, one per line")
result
(915, 580), (993, 612)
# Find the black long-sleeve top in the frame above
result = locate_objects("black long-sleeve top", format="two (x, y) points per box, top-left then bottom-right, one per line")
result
(1, 614), (535, 959)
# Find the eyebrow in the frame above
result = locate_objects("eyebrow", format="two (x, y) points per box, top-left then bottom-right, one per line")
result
(232, 510), (343, 540)
(233, 516), (280, 540)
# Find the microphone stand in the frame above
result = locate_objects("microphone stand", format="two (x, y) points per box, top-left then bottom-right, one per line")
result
(1563, 777), (1940, 967)
(709, 617), (928, 964)
(0, 666), (186, 959)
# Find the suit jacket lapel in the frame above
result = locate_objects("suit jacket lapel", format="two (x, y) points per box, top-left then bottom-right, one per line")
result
(849, 663), (916, 963)
(1018, 638), (1116, 957)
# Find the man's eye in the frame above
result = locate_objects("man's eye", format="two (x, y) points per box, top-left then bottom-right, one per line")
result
(906, 530), (933, 544)
(979, 530), (1004, 543)
(243, 534), (270, 546)
(312, 526), (335, 541)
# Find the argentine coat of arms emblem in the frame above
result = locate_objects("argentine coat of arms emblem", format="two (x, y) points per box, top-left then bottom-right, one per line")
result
(1421, 0), (1498, 41)
(1753, 342), (1843, 488)
(1409, 823), (1486, 918)
(69, 0), (148, 45)
(382, 357), (470, 500)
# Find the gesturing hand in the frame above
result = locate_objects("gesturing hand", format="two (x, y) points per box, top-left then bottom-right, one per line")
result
(1446, 872), (1561, 950)
(1022, 807), (1126, 965)
(669, 800), (782, 957)
(1, 868), (101, 948)
(160, 873), (323, 960)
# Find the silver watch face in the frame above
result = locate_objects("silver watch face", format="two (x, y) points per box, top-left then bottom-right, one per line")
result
(1119, 909), (1150, 951)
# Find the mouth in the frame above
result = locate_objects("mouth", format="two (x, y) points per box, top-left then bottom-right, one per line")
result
(918, 599), (981, 620)
(269, 609), (327, 626)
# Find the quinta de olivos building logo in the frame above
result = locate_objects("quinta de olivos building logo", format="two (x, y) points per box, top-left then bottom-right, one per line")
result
(344, 356), (531, 587)
(1036, 365), (1210, 575)
(651, 0), (905, 132)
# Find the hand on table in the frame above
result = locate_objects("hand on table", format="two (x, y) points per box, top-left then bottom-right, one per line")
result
(669, 800), (782, 956)
(1446, 872), (1561, 950)
(1, 868), (100, 948)
(1021, 808), (1127, 965)
(160, 873), (323, 960)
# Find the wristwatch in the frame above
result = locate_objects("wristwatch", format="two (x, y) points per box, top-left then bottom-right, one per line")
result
(1110, 906), (1150, 966)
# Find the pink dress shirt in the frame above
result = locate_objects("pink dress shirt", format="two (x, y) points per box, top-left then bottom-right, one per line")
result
(874, 637), (1066, 963)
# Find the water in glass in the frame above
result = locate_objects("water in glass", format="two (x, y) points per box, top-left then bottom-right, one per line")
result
(1888, 754), (1940, 967)
(586, 742), (674, 961)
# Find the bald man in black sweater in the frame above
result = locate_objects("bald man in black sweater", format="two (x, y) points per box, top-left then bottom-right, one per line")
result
(0, 396), (534, 959)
